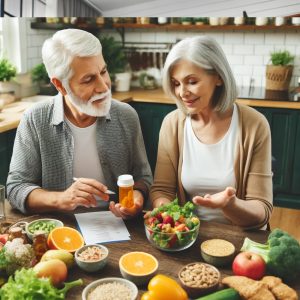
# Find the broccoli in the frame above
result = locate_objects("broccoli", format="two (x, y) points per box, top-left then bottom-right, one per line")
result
(241, 228), (300, 282)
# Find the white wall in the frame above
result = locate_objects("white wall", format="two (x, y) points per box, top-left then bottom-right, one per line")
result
(5, 0), (46, 17)
(21, 19), (300, 88)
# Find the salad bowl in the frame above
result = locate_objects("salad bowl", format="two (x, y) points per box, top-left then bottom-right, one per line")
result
(144, 200), (200, 252)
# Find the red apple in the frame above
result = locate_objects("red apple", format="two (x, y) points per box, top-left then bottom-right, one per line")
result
(232, 251), (266, 280)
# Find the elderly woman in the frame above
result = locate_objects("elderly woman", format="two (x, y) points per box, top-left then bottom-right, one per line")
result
(150, 36), (273, 229)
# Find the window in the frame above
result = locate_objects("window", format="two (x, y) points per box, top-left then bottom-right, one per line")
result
(0, 18), (3, 56)
(1, 18), (27, 72)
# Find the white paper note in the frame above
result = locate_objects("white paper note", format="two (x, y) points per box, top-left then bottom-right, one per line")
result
(75, 211), (131, 244)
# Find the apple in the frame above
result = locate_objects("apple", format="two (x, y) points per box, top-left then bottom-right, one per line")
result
(33, 258), (67, 287)
(232, 251), (266, 280)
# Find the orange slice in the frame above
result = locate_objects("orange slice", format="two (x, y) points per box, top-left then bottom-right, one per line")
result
(119, 251), (158, 276)
(47, 226), (84, 253)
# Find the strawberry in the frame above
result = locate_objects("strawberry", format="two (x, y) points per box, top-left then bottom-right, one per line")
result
(163, 215), (175, 227)
(156, 212), (163, 223)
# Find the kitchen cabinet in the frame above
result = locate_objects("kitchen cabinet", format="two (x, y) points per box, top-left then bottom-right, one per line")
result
(130, 102), (176, 173)
(0, 129), (16, 185)
(130, 101), (300, 209)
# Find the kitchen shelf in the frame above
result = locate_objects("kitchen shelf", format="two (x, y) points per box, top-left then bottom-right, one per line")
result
(31, 22), (300, 32)
(30, 22), (105, 31)
(113, 23), (300, 31)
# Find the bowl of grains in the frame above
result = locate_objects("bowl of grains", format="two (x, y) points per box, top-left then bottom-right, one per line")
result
(178, 262), (220, 298)
(200, 239), (236, 267)
(75, 244), (108, 273)
(82, 277), (138, 300)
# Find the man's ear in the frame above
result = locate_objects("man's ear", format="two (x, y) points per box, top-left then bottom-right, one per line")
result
(52, 78), (67, 96)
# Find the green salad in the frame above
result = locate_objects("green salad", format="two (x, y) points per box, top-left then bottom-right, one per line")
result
(145, 199), (200, 251)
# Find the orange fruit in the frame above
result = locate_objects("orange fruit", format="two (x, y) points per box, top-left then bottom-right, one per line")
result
(47, 226), (84, 253)
(119, 251), (158, 276)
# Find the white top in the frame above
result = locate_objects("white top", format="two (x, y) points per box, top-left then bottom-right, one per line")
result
(181, 104), (238, 224)
(65, 117), (107, 208)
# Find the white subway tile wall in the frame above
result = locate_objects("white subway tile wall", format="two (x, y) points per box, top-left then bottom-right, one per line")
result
(25, 19), (300, 88)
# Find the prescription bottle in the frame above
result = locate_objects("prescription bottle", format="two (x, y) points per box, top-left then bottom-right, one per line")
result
(117, 174), (134, 208)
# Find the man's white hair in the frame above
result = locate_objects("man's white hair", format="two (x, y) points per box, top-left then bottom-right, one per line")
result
(42, 29), (102, 82)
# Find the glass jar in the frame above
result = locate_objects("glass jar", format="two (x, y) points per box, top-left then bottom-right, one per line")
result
(117, 174), (134, 208)
(33, 230), (48, 261)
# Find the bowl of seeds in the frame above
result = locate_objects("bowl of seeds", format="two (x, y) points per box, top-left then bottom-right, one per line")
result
(200, 239), (236, 267)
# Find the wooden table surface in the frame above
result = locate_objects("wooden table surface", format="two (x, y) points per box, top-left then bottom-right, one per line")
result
(2, 204), (300, 299)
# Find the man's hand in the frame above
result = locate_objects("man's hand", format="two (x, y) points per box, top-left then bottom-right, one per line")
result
(109, 190), (143, 219)
(57, 177), (109, 210)
(192, 187), (236, 209)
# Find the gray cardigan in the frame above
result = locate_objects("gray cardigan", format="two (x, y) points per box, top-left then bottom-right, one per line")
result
(7, 94), (152, 213)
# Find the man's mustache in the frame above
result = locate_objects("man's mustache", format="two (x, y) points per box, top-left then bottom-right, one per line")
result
(88, 90), (111, 104)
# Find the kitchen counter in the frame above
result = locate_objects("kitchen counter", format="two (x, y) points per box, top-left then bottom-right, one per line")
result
(1, 88), (300, 133)
(0, 101), (33, 134)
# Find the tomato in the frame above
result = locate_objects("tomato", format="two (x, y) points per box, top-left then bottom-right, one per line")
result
(0, 234), (9, 245)
(143, 274), (188, 300)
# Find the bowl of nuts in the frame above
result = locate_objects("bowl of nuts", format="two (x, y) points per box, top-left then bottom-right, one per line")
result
(178, 262), (220, 298)
(75, 244), (108, 273)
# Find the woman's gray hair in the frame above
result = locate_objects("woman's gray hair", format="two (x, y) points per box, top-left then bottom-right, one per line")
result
(42, 29), (102, 82)
(162, 36), (237, 113)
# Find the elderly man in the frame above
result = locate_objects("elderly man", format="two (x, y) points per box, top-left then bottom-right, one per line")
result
(7, 29), (152, 218)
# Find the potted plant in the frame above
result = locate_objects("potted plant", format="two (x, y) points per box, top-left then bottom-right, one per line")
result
(265, 50), (294, 91)
(31, 63), (57, 95)
(98, 35), (131, 92)
(193, 17), (207, 26)
(0, 58), (17, 94)
(181, 17), (193, 25)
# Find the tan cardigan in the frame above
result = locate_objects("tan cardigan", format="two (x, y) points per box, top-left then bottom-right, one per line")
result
(150, 103), (273, 229)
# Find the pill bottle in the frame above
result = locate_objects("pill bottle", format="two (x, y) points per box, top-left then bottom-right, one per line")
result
(117, 174), (134, 208)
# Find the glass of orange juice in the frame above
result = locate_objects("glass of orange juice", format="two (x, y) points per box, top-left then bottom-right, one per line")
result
(117, 174), (134, 208)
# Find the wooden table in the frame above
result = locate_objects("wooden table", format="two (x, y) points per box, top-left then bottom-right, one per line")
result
(2, 204), (300, 299)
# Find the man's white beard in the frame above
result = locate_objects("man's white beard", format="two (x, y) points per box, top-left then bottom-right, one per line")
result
(65, 85), (112, 117)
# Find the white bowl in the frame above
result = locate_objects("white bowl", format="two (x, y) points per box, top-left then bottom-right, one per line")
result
(25, 218), (64, 240)
(82, 277), (138, 300)
(75, 244), (108, 273)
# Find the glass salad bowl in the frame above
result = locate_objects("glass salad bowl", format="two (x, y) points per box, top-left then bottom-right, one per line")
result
(144, 200), (200, 252)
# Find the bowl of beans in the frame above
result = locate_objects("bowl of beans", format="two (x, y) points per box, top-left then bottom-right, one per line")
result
(25, 218), (64, 240)
(75, 244), (108, 273)
(178, 262), (220, 298)
(82, 277), (138, 300)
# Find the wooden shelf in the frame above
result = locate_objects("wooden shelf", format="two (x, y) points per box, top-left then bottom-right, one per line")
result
(31, 22), (300, 32)
(30, 22), (105, 31)
(113, 23), (300, 31)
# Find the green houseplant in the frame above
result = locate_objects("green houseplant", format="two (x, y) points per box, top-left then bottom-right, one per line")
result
(98, 35), (131, 91)
(98, 35), (128, 79)
(0, 58), (17, 82)
(270, 50), (294, 66)
(0, 58), (17, 99)
(31, 63), (57, 95)
(266, 50), (295, 91)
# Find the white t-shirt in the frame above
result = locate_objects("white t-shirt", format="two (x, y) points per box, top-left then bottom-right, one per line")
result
(181, 104), (238, 224)
(65, 117), (108, 208)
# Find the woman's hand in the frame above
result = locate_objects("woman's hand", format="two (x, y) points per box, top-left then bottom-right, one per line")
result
(192, 187), (236, 209)
(58, 177), (109, 210)
(109, 190), (143, 219)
